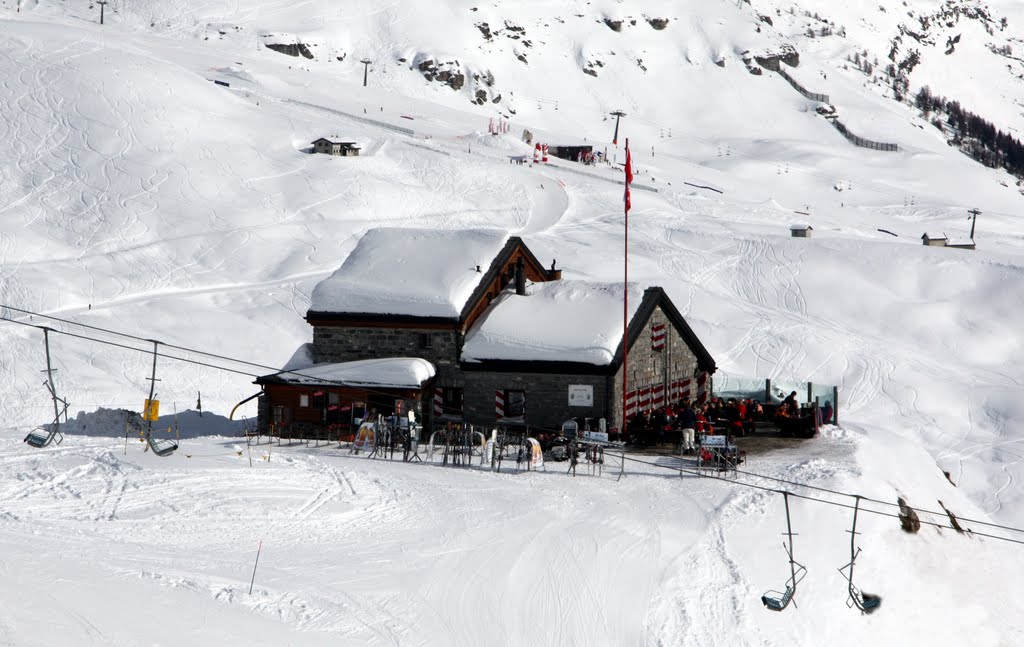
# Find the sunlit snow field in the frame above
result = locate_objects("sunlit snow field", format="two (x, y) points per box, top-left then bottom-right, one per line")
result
(2, 0), (1024, 644)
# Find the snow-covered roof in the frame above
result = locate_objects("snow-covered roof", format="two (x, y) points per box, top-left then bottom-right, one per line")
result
(922, 232), (947, 240)
(311, 137), (358, 146)
(461, 281), (645, 365)
(309, 228), (511, 318)
(790, 224), (813, 231)
(272, 345), (435, 388)
(946, 238), (975, 247)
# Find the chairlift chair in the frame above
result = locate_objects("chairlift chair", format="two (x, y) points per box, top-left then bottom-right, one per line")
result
(24, 328), (68, 449)
(838, 496), (883, 615)
(146, 435), (179, 457)
(140, 340), (177, 458)
(24, 426), (62, 448)
(761, 492), (807, 612)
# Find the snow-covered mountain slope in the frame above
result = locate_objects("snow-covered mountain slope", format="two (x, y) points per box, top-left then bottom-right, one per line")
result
(3, 0), (1023, 507)
(1, 1), (1024, 643)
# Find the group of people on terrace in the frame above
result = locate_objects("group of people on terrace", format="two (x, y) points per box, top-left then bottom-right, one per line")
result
(626, 396), (767, 452)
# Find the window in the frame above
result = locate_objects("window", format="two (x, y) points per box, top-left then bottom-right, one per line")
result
(273, 406), (291, 425)
(419, 333), (433, 349)
(505, 390), (526, 418)
(439, 387), (463, 416)
(329, 392), (340, 406)
(299, 394), (310, 408)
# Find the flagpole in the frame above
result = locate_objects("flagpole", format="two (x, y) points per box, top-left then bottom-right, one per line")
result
(622, 138), (630, 437)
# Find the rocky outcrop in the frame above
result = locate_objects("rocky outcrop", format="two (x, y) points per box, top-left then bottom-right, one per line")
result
(418, 59), (465, 90)
(897, 497), (921, 533)
(740, 51), (763, 75)
(754, 44), (800, 70)
(264, 42), (314, 59)
(604, 18), (623, 32)
(647, 17), (669, 30)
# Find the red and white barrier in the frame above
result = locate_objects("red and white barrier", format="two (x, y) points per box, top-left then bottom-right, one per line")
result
(495, 390), (505, 418)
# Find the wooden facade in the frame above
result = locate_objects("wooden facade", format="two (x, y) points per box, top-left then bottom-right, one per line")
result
(255, 378), (421, 440)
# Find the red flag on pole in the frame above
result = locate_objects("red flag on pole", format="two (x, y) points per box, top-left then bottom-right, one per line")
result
(624, 139), (633, 213)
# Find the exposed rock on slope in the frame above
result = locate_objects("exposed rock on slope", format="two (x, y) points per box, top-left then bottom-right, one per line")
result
(263, 42), (314, 59)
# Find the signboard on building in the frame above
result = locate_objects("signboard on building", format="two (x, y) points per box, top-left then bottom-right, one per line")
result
(568, 384), (593, 407)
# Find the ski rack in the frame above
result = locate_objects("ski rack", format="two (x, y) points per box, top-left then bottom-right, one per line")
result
(23, 328), (69, 448)
(493, 429), (527, 473)
(761, 491), (807, 611)
(368, 420), (393, 460)
(837, 495), (882, 614)
(142, 340), (177, 457)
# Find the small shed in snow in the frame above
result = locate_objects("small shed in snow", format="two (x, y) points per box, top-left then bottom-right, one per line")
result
(311, 138), (361, 156)
(790, 224), (813, 238)
(921, 232), (948, 247)
(946, 238), (976, 250)
(549, 144), (594, 162)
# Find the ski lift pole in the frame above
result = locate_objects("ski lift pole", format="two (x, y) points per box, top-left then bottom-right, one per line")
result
(144, 340), (161, 442)
(23, 328), (66, 448)
(42, 328), (60, 428)
(843, 495), (860, 597)
(783, 492), (798, 585)
(847, 494), (861, 591)
(840, 494), (882, 613)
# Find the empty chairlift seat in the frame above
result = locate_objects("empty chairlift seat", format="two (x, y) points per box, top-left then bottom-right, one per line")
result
(147, 435), (178, 457)
(762, 586), (795, 611)
(23, 427), (61, 448)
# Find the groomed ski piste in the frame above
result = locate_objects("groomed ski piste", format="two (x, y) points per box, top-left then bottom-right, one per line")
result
(2, 0), (1024, 644)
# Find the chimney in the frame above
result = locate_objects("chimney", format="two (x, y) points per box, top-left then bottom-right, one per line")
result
(549, 258), (562, 280)
(515, 258), (526, 295)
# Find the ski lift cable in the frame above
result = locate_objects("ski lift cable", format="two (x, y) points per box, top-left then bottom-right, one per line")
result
(731, 465), (1024, 536)
(616, 453), (1024, 547)
(1, 305), (280, 374)
(0, 313), (436, 404)
(1, 305), (399, 390)
(0, 317), (258, 377)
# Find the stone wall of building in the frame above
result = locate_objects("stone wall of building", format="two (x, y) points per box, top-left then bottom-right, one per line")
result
(310, 302), (707, 433)
(312, 325), (462, 382)
(608, 304), (700, 429)
(462, 370), (610, 431)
